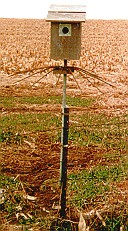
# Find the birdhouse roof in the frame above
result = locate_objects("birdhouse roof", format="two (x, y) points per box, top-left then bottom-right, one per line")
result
(46, 4), (86, 22)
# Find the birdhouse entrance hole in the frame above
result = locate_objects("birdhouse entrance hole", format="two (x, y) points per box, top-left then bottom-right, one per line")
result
(59, 24), (71, 36)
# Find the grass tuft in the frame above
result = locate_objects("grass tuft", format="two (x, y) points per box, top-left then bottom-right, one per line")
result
(68, 163), (128, 207)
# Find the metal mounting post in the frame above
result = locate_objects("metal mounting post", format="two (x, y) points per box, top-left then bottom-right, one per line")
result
(60, 59), (69, 218)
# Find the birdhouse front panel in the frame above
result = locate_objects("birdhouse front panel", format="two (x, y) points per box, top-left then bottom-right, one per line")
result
(51, 22), (81, 60)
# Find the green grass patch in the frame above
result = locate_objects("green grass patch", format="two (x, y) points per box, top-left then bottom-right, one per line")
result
(0, 129), (22, 144)
(68, 163), (128, 208)
(69, 113), (128, 150)
(0, 112), (61, 135)
(0, 111), (127, 153)
(0, 95), (95, 108)
(0, 174), (19, 189)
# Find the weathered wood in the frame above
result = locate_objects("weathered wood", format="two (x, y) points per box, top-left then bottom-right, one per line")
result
(46, 4), (86, 22)
(50, 22), (81, 60)
(46, 12), (86, 22)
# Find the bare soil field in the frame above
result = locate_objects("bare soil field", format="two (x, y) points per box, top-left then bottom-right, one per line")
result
(0, 19), (128, 113)
(0, 18), (128, 230)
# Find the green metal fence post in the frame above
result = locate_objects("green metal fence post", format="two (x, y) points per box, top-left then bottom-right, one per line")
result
(60, 59), (69, 218)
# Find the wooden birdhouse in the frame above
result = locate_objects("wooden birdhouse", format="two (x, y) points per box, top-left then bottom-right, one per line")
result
(46, 5), (86, 60)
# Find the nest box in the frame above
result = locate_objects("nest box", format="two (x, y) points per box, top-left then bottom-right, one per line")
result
(46, 5), (86, 60)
